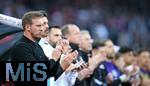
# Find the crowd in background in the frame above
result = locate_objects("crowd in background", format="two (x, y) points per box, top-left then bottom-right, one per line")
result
(0, 0), (150, 51)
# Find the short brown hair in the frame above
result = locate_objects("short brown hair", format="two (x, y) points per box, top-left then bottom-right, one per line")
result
(39, 10), (48, 17)
(22, 11), (44, 29)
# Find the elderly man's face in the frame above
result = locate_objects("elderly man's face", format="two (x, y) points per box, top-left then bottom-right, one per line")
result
(79, 33), (93, 52)
(68, 25), (81, 44)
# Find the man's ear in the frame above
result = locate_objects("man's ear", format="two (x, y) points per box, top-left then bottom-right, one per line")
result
(25, 24), (31, 32)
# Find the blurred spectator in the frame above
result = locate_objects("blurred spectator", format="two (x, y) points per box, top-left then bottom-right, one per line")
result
(91, 23), (109, 40)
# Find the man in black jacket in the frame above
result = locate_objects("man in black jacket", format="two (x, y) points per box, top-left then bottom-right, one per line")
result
(11, 11), (60, 67)
(11, 11), (63, 85)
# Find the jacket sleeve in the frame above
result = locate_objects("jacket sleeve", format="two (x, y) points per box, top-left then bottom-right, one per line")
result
(91, 63), (108, 86)
(49, 59), (64, 80)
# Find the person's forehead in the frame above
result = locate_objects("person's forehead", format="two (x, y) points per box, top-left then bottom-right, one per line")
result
(126, 51), (134, 55)
(99, 47), (106, 51)
(42, 17), (48, 21)
(105, 40), (113, 46)
(140, 51), (150, 56)
(82, 33), (91, 39)
(32, 17), (44, 24)
(51, 28), (61, 34)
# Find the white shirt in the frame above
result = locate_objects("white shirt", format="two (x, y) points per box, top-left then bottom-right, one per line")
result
(39, 38), (53, 59)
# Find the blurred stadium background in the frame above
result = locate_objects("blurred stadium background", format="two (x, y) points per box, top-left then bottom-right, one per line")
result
(0, 0), (150, 60)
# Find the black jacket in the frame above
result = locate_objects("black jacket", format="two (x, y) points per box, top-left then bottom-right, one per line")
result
(11, 35), (63, 85)
(11, 36), (48, 61)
